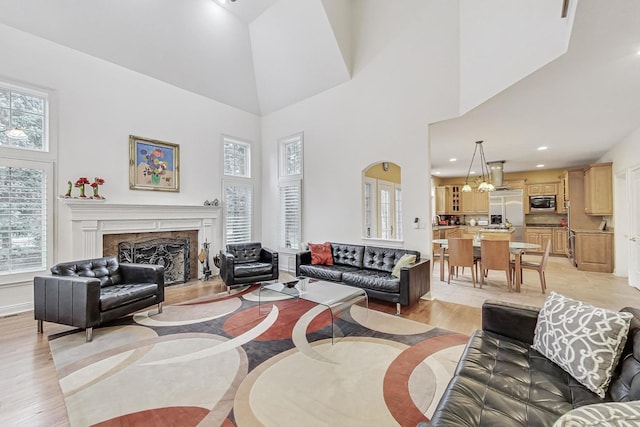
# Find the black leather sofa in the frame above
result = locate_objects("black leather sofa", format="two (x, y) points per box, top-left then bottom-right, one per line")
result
(428, 300), (640, 426)
(34, 256), (164, 342)
(220, 242), (279, 290)
(295, 242), (430, 314)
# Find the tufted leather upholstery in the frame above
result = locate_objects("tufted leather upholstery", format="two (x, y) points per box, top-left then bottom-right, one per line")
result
(299, 263), (360, 282)
(363, 246), (420, 273)
(226, 242), (263, 264)
(34, 256), (164, 342)
(609, 307), (640, 402)
(296, 242), (430, 312)
(51, 257), (122, 287)
(220, 242), (278, 288)
(331, 243), (365, 268)
(428, 301), (640, 427)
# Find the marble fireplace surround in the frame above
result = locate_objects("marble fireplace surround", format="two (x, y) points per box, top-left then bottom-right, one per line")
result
(60, 200), (221, 280)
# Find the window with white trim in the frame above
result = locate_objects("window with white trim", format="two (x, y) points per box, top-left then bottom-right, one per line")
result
(279, 182), (301, 250)
(278, 133), (303, 250)
(223, 181), (253, 244)
(223, 137), (250, 178)
(222, 136), (253, 244)
(0, 81), (53, 282)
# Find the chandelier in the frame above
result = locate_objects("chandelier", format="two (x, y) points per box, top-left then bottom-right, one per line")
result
(461, 140), (495, 193)
(0, 123), (28, 142)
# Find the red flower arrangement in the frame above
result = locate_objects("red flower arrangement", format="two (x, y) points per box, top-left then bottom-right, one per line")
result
(90, 177), (105, 199)
(74, 177), (91, 198)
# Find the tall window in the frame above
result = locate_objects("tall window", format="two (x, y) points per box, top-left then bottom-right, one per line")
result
(395, 186), (403, 240)
(223, 136), (253, 244)
(0, 82), (53, 282)
(278, 133), (303, 250)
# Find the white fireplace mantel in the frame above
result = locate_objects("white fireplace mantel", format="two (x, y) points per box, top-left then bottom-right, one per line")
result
(59, 200), (221, 275)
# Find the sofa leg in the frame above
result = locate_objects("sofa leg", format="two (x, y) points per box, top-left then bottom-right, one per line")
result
(86, 327), (93, 343)
(157, 302), (163, 314)
(37, 319), (43, 334)
(396, 303), (401, 315)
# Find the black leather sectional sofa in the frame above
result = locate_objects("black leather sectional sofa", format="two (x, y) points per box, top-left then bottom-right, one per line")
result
(295, 242), (430, 314)
(428, 300), (640, 426)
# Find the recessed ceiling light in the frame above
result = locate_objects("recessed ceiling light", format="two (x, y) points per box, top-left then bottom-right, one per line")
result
(434, 171), (441, 175)
(449, 158), (457, 162)
(537, 146), (548, 151)
(536, 164), (545, 168)
(470, 171), (476, 175)
(219, 0), (227, 3)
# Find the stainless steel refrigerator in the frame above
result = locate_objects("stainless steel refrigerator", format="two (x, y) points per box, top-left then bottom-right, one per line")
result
(489, 189), (525, 241)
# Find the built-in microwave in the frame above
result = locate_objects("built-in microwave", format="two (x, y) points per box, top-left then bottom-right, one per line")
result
(529, 195), (556, 212)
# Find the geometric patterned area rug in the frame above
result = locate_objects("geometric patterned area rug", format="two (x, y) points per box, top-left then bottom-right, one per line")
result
(48, 285), (468, 427)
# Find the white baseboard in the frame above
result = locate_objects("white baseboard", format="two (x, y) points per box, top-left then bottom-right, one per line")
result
(420, 291), (433, 301)
(0, 301), (33, 317)
(0, 281), (34, 317)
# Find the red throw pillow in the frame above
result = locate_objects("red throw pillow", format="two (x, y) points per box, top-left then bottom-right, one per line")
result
(309, 242), (333, 265)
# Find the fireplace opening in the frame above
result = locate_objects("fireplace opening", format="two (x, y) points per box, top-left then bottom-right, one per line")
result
(119, 238), (190, 285)
(103, 230), (199, 286)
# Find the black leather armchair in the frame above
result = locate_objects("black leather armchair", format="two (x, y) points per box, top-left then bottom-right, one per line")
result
(34, 256), (164, 342)
(220, 242), (278, 290)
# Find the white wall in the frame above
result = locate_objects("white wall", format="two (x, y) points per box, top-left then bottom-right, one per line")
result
(0, 24), (261, 314)
(459, 0), (576, 113)
(599, 127), (640, 278)
(261, 0), (460, 268)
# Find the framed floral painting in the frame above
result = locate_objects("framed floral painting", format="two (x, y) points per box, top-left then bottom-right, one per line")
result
(129, 135), (180, 192)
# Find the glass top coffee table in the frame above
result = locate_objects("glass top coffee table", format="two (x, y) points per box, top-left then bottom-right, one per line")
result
(258, 278), (368, 344)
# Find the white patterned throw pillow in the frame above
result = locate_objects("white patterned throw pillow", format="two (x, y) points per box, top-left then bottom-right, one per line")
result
(532, 292), (633, 398)
(553, 401), (640, 426)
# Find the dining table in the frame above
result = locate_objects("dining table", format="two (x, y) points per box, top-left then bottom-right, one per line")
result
(433, 238), (541, 292)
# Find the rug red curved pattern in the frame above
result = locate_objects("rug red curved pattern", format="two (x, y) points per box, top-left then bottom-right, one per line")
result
(383, 333), (469, 426)
(92, 406), (210, 426)
(223, 298), (333, 341)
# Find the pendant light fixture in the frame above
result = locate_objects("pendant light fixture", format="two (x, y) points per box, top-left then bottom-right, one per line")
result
(461, 140), (495, 193)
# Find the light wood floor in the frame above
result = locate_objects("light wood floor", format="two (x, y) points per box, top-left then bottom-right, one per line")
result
(2, 256), (637, 426)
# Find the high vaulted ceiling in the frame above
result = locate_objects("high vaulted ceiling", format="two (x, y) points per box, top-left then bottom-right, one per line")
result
(0, 0), (350, 116)
(0, 0), (639, 176)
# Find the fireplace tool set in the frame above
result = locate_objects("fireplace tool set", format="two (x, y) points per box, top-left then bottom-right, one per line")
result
(198, 240), (212, 281)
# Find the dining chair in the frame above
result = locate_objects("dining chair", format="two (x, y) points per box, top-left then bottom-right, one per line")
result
(445, 229), (466, 276)
(511, 239), (551, 293)
(479, 239), (512, 291)
(446, 238), (478, 287)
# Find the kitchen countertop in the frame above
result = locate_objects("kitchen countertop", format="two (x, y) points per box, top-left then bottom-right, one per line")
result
(572, 228), (614, 234)
(525, 224), (566, 228)
(480, 228), (515, 233)
(432, 225), (459, 230)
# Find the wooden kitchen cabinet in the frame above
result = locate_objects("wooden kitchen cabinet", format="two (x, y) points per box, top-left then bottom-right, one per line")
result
(433, 226), (460, 253)
(562, 170), (570, 201)
(557, 176), (567, 214)
(435, 186), (446, 215)
(527, 183), (558, 196)
(524, 228), (553, 254)
(436, 185), (462, 215)
(575, 231), (613, 272)
(504, 179), (525, 190)
(461, 189), (488, 214)
(553, 228), (567, 255)
(584, 162), (613, 215)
